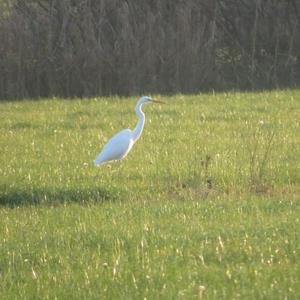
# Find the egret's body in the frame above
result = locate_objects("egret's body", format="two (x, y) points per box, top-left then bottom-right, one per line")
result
(94, 96), (162, 166)
(95, 129), (134, 164)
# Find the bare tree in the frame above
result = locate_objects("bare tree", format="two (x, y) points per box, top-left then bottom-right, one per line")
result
(0, 0), (299, 100)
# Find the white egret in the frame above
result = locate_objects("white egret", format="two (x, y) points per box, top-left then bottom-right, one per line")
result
(94, 96), (164, 166)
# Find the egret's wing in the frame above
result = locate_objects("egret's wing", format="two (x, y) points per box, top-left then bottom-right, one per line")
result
(94, 129), (134, 165)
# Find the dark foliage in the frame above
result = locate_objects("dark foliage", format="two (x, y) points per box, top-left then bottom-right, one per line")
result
(0, 0), (299, 99)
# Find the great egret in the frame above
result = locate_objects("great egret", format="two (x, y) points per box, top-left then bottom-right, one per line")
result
(94, 96), (163, 166)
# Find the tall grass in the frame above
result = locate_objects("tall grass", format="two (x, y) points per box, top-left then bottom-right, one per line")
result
(0, 90), (299, 299)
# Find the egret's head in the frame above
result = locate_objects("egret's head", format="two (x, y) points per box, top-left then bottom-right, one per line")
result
(138, 96), (164, 105)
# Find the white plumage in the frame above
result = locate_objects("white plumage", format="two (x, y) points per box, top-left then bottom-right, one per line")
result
(94, 96), (163, 166)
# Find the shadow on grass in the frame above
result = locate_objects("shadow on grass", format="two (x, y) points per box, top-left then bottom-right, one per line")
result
(0, 186), (119, 207)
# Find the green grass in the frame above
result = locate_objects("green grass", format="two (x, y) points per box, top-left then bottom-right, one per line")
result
(0, 90), (299, 299)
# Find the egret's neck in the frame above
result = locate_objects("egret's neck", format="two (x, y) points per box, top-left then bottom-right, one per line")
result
(132, 102), (145, 142)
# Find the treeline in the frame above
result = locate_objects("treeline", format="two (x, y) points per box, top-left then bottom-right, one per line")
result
(0, 0), (299, 100)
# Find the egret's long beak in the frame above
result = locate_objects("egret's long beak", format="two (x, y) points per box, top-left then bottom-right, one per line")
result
(151, 99), (165, 104)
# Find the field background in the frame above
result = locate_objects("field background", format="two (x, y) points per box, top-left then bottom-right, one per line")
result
(0, 90), (299, 299)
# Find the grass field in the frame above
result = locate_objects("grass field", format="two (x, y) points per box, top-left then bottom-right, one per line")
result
(0, 90), (299, 299)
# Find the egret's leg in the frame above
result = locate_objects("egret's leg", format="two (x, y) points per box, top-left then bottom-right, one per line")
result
(110, 160), (124, 183)
(110, 160), (122, 174)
